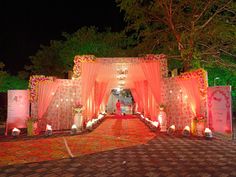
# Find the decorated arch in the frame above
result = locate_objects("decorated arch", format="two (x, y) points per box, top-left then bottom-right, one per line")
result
(29, 54), (207, 132)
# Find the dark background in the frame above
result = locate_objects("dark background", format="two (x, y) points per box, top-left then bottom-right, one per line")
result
(0, 0), (125, 74)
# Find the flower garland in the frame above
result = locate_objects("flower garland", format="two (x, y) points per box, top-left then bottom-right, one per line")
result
(72, 55), (96, 79)
(29, 75), (54, 102)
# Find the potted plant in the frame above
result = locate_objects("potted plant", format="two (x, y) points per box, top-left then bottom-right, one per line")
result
(26, 117), (38, 136)
(192, 114), (206, 136)
(73, 101), (84, 130)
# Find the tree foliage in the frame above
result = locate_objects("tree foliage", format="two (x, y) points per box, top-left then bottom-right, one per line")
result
(29, 27), (129, 77)
(116, 0), (236, 70)
(0, 62), (28, 92)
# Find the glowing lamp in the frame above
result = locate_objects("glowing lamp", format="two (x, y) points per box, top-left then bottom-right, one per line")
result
(71, 124), (78, 135)
(12, 128), (21, 137)
(98, 114), (104, 120)
(182, 126), (191, 137)
(204, 128), (213, 139)
(167, 125), (175, 135)
(86, 121), (93, 131)
(152, 121), (159, 127)
(45, 124), (52, 136)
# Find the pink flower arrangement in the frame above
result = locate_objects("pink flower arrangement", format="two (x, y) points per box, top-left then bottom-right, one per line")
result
(194, 114), (206, 123)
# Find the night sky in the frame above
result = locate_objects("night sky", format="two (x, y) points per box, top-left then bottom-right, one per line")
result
(0, 0), (125, 74)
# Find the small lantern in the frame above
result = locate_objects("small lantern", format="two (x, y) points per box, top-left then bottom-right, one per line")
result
(71, 124), (78, 135)
(182, 126), (191, 137)
(86, 121), (93, 131)
(152, 121), (159, 128)
(167, 125), (175, 135)
(12, 128), (21, 137)
(204, 128), (213, 139)
(45, 124), (52, 136)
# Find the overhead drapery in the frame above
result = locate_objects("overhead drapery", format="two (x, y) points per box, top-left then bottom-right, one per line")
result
(141, 61), (161, 105)
(38, 80), (59, 119)
(94, 81), (109, 114)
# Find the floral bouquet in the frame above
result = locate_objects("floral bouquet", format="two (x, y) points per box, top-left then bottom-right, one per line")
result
(193, 114), (206, 123)
(73, 101), (84, 114)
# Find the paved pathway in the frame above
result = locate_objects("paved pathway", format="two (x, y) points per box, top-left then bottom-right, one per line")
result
(1, 117), (236, 177)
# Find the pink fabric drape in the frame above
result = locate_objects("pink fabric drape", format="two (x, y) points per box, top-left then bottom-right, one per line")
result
(38, 81), (59, 119)
(81, 62), (100, 120)
(81, 62), (100, 105)
(94, 81), (108, 114)
(130, 88), (141, 112)
(141, 61), (161, 105)
(178, 78), (201, 116)
(134, 81), (148, 114)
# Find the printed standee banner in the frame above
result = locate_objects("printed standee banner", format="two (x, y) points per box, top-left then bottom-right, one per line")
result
(207, 86), (232, 136)
(5, 90), (30, 135)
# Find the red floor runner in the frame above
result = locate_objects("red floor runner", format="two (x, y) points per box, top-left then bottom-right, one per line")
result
(0, 115), (156, 166)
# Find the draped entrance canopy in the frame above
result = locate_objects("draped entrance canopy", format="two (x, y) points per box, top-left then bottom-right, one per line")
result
(74, 55), (166, 122)
(30, 54), (207, 131)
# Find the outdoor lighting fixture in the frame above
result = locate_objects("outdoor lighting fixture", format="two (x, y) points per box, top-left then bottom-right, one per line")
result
(86, 121), (93, 131)
(182, 126), (191, 137)
(152, 121), (159, 128)
(71, 124), (78, 135)
(167, 125), (175, 135)
(12, 128), (21, 137)
(98, 114), (104, 120)
(214, 77), (220, 86)
(118, 80), (125, 85)
(204, 128), (213, 139)
(45, 124), (52, 136)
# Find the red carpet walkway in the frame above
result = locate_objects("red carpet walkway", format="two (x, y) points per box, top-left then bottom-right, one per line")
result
(0, 115), (156, 167)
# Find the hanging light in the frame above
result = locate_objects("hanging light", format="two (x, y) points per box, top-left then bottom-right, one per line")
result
(118, 80), (125, 85)
(12, 128), (21, 137)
